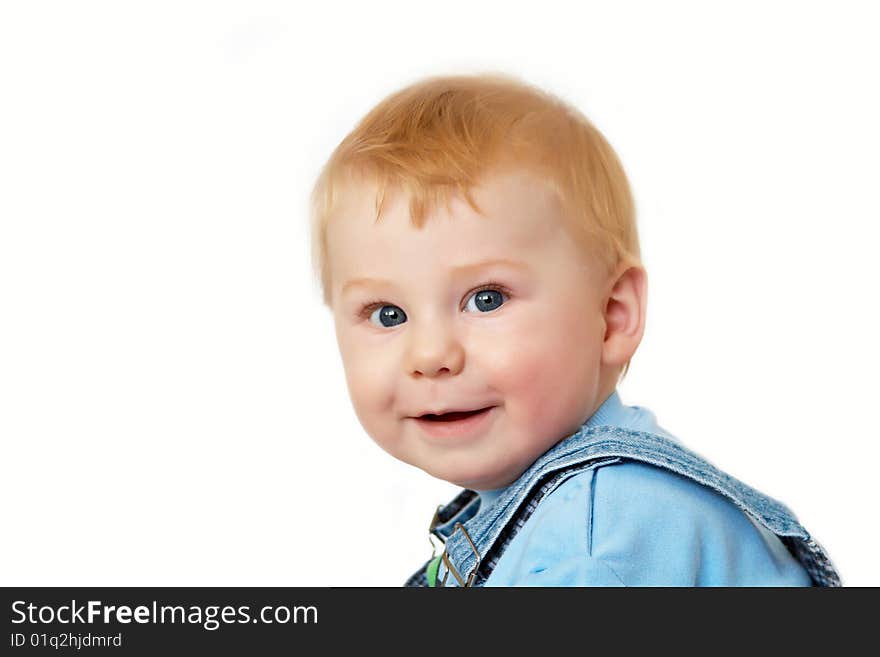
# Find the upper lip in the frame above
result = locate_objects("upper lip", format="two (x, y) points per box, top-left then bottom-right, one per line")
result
(412, 405), (495, 418)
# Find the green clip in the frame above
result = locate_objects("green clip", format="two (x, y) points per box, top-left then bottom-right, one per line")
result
(426, 555), (443, 587)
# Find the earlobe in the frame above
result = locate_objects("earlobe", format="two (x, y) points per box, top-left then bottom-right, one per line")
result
(601, 264), (648, 368)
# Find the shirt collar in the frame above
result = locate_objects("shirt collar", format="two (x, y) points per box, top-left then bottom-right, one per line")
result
(585, 388), (629, 429)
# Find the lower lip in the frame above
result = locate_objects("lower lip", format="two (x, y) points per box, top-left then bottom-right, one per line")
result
(414, 406), (497, 440)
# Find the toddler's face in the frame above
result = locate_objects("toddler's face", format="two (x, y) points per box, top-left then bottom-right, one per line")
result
(328, 168), (617, 490)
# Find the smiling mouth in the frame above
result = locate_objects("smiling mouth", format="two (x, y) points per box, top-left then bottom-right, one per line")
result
(419, 407), (494, 422)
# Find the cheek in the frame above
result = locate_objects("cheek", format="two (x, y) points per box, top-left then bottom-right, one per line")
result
(344, 353), (394, 413)
(335, 331), (397, 421)
(487, 309), (604, 433)
(339, 349), (405, 454)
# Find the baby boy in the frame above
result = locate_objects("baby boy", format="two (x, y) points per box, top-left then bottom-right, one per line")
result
(309, 73), (839, 586)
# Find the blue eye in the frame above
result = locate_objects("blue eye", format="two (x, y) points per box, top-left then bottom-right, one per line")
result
(367, 304), (407, 328)
(464, 287), (506, 313)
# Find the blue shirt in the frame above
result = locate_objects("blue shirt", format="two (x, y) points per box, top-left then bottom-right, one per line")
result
(463, 390), (813, 586)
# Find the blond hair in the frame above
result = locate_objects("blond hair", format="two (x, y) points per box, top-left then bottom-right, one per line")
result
(310, 72), (641, 379)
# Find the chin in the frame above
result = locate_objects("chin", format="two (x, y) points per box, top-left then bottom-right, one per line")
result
(442, 467), (518, 492)
(414, 447), (525, 490)
(421, 463), (491, 490)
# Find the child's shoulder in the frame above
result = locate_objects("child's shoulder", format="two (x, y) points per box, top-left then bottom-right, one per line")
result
(590, 459), (759, 534)
(484, 460), (812, 586)
(509, 459), (756, 554)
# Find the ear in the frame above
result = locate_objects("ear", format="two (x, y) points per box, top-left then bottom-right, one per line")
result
(601, 263), (648, 370)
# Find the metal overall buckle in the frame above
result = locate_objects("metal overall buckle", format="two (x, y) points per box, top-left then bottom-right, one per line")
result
(429, 507), (481, 587)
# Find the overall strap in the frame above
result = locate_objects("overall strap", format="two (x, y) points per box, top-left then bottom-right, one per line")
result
(404, 488), (478, 588)
(409, 426), (842, 587)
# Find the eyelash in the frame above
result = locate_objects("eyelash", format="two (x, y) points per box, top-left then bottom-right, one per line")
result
(357, 280), (511, 320)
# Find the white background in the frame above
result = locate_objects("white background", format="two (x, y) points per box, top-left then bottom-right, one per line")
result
(1, 1), (877, 586)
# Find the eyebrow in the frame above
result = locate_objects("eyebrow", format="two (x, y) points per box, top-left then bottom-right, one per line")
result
(340, 258), (531, 296)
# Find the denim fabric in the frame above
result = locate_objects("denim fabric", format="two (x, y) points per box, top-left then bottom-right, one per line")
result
(405, 392), (840, 587)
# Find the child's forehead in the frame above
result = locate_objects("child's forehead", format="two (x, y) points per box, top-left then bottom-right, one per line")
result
(330, 167), (564, 233)
(329, 200), (570, 282)
(326, 176), (598, 297)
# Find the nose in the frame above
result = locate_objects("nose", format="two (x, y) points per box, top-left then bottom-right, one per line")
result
(405, 318), (465, 378)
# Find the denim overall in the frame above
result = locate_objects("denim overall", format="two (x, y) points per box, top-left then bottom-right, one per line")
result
(404, 424), (841, 587)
